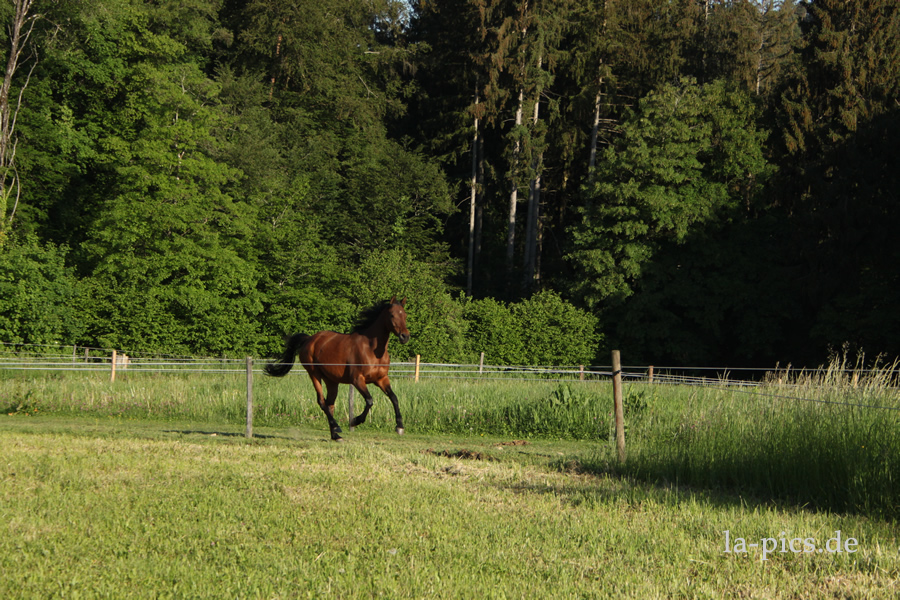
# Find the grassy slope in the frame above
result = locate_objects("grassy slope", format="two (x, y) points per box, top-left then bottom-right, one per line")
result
(2, 416), (898, 599)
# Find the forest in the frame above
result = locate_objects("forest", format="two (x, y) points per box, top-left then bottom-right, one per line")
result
(0, 0), (897, 368)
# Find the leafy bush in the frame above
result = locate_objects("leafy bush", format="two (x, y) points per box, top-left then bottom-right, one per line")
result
(462, 296), (525, 364)
(463, 291), (601, 365)
(0, 236), (83, 345)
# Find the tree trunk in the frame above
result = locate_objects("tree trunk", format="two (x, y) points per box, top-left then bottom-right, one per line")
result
(587, 78), (603, 177)
(523, 58), (543, 289)
(467, 84), (480, 296)
(475, 134), (484, 285)
(1, 0), (37, 232)
(268, 33), (283, 100)
(506, 86), (524, 271)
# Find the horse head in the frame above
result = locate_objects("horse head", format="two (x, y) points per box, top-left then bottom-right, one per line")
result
(387, 296), (410, 344)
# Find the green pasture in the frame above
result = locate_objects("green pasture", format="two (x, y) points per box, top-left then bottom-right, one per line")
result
(2, 362), (898, 518)
(1, 364), (899, 597)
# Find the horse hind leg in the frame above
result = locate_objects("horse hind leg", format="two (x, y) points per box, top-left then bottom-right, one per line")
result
(349, 381), (375, 429)
(312, 375), (343, 441)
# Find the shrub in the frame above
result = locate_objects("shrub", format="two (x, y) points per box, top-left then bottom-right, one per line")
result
(463, 291), (601, 365)
(0, 236), (83, 345)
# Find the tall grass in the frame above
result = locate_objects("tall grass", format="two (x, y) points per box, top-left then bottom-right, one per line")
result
(383, 378), (608, 438)
(607, 360), (900, 519)
(0, 368), (610, 438)
(0, 370), (259, 423)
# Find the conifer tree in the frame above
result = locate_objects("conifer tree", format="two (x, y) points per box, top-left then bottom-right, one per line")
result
(703, 1), (800, 97)
(777, 0), (900, 355)
(781, 0), (899, 158)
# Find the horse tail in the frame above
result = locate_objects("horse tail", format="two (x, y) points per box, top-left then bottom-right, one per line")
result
(264, 333), (310, 377)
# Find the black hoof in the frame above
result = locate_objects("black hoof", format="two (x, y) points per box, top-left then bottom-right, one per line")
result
(331, 434), (344, 442)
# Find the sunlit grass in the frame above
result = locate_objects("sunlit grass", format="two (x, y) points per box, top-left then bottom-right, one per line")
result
(1, 419), (898, 598)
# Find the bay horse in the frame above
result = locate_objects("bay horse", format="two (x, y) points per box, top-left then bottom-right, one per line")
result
(264, 297), (410, 441)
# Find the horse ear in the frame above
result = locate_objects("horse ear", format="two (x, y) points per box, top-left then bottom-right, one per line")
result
(389, 295), (396, 304)
(400, 297), (406, 307)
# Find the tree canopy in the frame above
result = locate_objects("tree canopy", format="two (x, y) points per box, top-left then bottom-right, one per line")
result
(1, 0), (897, 367)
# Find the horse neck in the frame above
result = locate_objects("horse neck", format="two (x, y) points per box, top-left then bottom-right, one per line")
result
(359, 314), (391, 356)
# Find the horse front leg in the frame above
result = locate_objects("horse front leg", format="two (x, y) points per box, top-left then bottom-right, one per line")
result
(376, 378), (404, 435)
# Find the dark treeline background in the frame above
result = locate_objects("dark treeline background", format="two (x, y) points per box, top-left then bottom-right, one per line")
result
(0, 0), (897, 367)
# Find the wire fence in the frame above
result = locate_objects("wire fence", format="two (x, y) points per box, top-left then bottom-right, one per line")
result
(0, 351), (769, 384)
(2, 342), (899, 412)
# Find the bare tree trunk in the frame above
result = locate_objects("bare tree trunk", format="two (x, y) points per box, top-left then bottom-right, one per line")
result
(535, 197), (543, 286)
(523, 56), (543, 289)
(268, 33), (283, 101)
(701, 0), (711, 78)
(506, 86), (524, 271)
(1, 0), (37, 233)
(587, 78), (603, 177)
(474, 135), (484, 281)
(466, 84), (480, 296)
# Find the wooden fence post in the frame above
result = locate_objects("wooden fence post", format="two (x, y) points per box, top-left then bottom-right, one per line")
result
(348, 387), (356, 431)
(612, 350), (625, 463)
(111, 350), (117, 382)
(479, 352), (485, 374)
(648, 365), (654, 384)
(415, 354), (421, 382)
(579, 365), (584, 381)
(245, 357), (253, 439)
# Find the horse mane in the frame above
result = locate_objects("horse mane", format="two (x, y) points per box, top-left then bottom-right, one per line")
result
(350, 301), (392, 333)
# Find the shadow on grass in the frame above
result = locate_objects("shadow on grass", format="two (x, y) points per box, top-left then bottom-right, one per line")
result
(553, 446), (899, 520)
(163, 429), (286, 441)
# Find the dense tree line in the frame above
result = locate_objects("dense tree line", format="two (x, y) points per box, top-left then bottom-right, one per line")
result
(0, 0), (897, 367)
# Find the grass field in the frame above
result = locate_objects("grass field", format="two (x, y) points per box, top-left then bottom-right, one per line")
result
(1, 364), (899, 597)
(2, 417), (899, 599)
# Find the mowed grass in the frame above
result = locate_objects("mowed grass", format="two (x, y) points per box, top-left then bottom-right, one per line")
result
(2, 417), (899, 599)
(2, 362), (899, 596)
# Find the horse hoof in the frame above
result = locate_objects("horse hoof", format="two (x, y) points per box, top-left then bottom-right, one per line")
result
(332, 436), (344, 442)
(395, 427), (404, 435)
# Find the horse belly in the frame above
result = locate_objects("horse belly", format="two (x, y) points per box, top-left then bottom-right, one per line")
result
(299, 333), (365, 384)
(364, 364), (390, 383)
